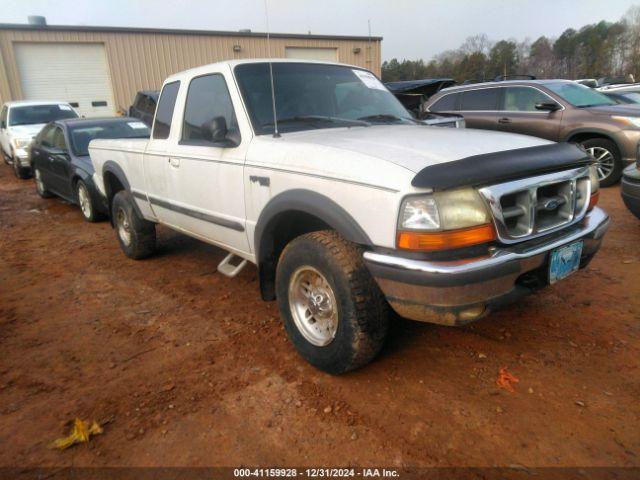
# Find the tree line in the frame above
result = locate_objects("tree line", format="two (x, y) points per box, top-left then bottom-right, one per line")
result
(381, 6), (640, 83)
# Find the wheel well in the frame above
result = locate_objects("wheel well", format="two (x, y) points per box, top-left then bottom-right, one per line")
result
(258, 211), (331, 301)
(567, 132), (615, 146)
(103, 171), (125, 217)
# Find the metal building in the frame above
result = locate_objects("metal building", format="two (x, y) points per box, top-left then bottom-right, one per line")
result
(0, 22), (382, 117)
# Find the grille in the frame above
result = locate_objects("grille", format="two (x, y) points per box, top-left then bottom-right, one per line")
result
(479, 167), (592, 243)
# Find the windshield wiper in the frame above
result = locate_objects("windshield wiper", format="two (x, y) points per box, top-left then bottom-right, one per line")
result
(357, 114), (415, 124)
(263, 115), (369, 127)
(577, 103), (613, 108)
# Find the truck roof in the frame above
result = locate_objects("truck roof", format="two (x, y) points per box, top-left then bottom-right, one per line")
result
(164, 58), (364, 83)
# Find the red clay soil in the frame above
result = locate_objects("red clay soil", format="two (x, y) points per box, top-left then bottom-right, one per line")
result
(0, 165), (638, 468)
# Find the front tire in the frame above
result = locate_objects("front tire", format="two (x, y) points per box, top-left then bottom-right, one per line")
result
(76, 180), (103, 222)
(13, 156), (30, 179)
(111, 190), (156, 259)
(276, 230), (389, 374)
(581, 138), (622, 187)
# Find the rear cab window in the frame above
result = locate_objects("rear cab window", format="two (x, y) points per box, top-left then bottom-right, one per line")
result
(152, 81), (181, 139)
(460, 88), (499, 111)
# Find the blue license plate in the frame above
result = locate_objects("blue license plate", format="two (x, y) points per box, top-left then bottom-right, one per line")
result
(549, 241), (583, 284)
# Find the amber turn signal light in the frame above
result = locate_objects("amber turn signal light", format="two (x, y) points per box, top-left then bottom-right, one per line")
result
(397, 223), (496, 251)
(587, 191), (599, 211)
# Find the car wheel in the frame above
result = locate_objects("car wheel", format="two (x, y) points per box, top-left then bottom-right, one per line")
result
(111, 190), (156, 259)
(581, 138), (622, 187)
(76, 180), (103, 222)
(34, 168), (53, 198)
(2, 150), (10, 165)
(12, 156), (30, 179)
(275, 230), (389, 374)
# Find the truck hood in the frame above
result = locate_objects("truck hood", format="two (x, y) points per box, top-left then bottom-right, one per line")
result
(9, 124), (46, 139)
(278, 125), (553, 173)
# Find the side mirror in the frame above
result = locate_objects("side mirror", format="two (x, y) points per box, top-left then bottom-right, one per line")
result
(535, 101), (561, 112)
(203, 116), (232, 145)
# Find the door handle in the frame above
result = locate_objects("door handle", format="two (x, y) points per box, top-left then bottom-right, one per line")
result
(169, 157), (180, 168)
(498, 117), (511, 124)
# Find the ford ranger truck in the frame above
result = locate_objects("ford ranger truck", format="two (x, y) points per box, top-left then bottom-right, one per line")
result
(89, 59), (610, 374)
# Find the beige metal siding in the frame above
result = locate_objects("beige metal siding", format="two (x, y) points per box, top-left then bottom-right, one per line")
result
(0, 28), (381, 110)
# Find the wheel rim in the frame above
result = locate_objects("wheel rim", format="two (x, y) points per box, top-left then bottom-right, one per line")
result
(35, 169), (45, 194)
(77, 183), (92, 219)
(586, 146), (615, 181)
(116, 208), (132, 246)
(288, 266), (339, 347)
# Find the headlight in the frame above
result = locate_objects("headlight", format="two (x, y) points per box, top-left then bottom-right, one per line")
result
(398, 188), (491, 231)
(12, 138), (32, 149)
(588, 164), (599, 194)
(611, 115), (640, 128)
(397, 188), (495, 251)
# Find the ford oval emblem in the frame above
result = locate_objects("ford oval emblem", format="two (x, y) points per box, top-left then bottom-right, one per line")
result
(544, 199), (559, 211)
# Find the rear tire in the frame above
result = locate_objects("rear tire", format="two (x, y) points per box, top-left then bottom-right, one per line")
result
(275, 230), (389, 374)
(111, 190), (156, 259)
(34, 168), (53, 198)
(76, 180), (103, 222)
(580, 138), (622, 187)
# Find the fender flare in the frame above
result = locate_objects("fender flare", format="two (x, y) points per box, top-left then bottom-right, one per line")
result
(254, 189), (372, 300)
(102, 160), (144, 219)
(254, 189), (372, 261)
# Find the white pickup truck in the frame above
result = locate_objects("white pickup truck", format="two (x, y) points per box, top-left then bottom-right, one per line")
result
(90, 59), (610, 373)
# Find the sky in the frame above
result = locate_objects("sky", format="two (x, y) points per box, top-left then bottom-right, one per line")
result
(2, 0), (638, 60)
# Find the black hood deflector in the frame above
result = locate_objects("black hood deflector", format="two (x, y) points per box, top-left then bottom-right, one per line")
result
(411, 142), (593, 191)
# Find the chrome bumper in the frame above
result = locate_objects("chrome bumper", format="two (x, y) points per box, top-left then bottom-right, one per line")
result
(363, 207), (610, 326)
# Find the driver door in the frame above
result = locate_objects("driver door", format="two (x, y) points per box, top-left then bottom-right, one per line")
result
(47, 126), (73, 198)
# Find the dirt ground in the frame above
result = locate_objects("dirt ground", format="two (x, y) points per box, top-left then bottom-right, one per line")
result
(0, 164), (638, 469)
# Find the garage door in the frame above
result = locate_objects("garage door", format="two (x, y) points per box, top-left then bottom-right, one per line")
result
(15, 43), (115, 118)
(285, 47), (338, 62)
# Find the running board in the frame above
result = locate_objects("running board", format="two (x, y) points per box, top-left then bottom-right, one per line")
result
(217, 253), (248, 278)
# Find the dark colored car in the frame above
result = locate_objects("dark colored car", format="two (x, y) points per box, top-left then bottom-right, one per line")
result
(128, 90), (159, 127)
(602, 91), (640, 105)
(30, 117), (150, 222)
(425, 79), (640, 186)
(385, 78), (458, 120)
(621, 163), (640, 219)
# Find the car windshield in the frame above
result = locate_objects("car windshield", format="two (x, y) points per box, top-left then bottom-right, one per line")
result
(234, 62), (415, 135)
(9, 104), (78, 126)
(546, 82), (616, 108)
(69, 120), (151, 156)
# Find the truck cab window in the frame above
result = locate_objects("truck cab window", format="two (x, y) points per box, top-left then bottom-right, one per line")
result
(152, 81), (180, 140)
(181, 74), (239, 145)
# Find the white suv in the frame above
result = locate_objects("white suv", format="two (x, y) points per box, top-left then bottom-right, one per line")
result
(0, 101), (78, 178)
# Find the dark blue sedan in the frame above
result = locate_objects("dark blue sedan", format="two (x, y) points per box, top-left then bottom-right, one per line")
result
(30, 117), (150, 222)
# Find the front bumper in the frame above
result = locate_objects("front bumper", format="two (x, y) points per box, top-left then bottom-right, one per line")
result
(364, 207), (610, 326)
(621, 164), (640, 219)
(615, 129), (640, 165)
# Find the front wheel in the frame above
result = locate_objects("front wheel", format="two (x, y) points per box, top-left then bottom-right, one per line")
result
(276, 230), (389, 374)
(581, 138), (622, 187)
(13, 156), (30, 179)
(111, 190), (156, 259)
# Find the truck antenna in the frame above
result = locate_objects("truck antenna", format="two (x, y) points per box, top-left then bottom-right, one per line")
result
(264, 0), (280, 138)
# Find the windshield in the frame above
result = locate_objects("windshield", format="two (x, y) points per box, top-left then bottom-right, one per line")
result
(9, 104), (78, 126)
(234, 62), (414, 135)
(546, 82), (616, 108)
(69, 120), (150, 156)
